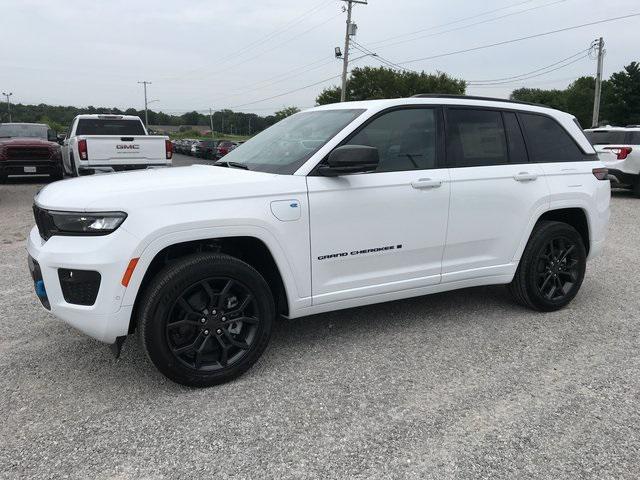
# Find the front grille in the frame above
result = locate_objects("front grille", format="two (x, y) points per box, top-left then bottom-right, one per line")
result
(58, 269), (101, 306)
(7, 147), (51, 160)
(33, 204), (56, 241)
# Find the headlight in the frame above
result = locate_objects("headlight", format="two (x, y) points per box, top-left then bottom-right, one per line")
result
(49, 211), (127, 235)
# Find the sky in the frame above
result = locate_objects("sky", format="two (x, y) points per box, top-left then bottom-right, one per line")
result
(0, 0), (638, 115)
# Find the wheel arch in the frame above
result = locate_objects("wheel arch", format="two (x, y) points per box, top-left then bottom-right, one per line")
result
(515, 206), (591, 264)
(125, 233), (295, 335)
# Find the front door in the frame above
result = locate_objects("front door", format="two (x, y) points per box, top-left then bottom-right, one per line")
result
(307, 107), (450, 305)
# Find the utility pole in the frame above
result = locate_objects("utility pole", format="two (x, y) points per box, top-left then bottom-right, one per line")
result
(221, 111), (225, 135)
(209, 107), (214, 138)
(591, 37), (605, 128)
(340, 0), (367, 102)
(2, 92), (12, 122)
(137, 81), (152, 126)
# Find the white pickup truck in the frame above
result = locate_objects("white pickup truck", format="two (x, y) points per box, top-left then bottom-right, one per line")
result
(61, 114), (173, 176)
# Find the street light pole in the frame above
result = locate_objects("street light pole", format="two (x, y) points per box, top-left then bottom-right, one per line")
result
(137, 81), (152, 126)
(2, 92), (13, 122)
(339, 0), (367, 102)
(591, 37), (605, 128)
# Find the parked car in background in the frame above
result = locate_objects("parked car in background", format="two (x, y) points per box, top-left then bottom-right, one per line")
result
(194, 140), (220, 159)
(0, 123), (63, 181)
(585, 126), (640, 197)
(28, 95), (609, 386)
(216, 140), (238, 159)
(62, 114), (172, 176)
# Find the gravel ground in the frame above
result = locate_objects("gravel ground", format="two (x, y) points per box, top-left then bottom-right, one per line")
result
(1, 161), (639, 479)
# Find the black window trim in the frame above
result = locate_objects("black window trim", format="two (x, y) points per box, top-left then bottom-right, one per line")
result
(309, 104), (446, 176)
(308, 103), (597, 176)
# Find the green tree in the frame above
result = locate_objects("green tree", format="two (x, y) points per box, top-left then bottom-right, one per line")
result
(602, 61), (640, 126)
(274, 106), (300, 121)
(316, 67), (466, 105)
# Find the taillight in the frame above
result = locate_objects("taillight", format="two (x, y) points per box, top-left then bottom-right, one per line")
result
(604, 146), (632, 160)
(78, 139), (88, 160)
(616, 147), (632, 160)
(592, 167), (608, 180)
(165, 139), (173, 160)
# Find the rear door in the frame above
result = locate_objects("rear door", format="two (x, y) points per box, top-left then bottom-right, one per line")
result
(441, 108), (550, 282)
(307, 107), (450, 305)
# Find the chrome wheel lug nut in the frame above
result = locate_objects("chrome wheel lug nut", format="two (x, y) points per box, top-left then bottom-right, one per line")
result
(222, 317), (226, 322)
(212, 309), (217, 315)
(204, 329), (209, 335)
(200, 318), (206, 324)
(216, 329), (222, 335)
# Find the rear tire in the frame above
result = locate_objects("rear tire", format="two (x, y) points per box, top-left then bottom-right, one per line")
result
(509, 221), (586, 312)
(632, 178), (640, 198)
(138, 253), (274, 387)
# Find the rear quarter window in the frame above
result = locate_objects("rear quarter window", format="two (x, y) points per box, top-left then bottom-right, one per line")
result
(518, 113), (584, 163)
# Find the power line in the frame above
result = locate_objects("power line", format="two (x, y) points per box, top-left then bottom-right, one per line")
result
(467, 49), (589, 83)
(366, 0), (536, 47)
(397, 12), (640, 65)
(214, 0), (333, 65)
(351, 41), (412, 72)
(370, 0), (567, 51)
(467, 54), (589, 85)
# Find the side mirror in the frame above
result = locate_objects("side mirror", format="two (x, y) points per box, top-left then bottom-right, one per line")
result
(318, 145), (379, 177)
(47, 130), (58, 142)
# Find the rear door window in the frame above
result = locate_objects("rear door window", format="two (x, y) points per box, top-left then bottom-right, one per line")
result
(75, 119), (146, 136)
(518, 113), (584, 162)
(446, 109), (508, 167)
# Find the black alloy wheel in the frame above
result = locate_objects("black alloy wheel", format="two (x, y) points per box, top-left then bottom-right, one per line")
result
(510, 221), (586, 311)
(139, 253), (274, 387)
(167, 277), (260, 371)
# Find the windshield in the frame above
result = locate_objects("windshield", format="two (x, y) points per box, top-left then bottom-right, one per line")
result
(76, 119), (146, 136)
(219, 109), (365, 174)
(0, 124), (48, 139)
(585, 130), (627, 145)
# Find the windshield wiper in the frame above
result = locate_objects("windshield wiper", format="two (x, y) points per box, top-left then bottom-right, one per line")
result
(214, 160), (250, 170)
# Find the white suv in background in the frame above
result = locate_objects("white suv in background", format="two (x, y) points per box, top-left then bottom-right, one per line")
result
(28, 95), (610, 387)
(585, 126), (640, 196)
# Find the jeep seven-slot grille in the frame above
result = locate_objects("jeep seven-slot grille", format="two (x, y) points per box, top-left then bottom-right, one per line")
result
(33, 204), (55, 241)
(7, 147), (51, 160)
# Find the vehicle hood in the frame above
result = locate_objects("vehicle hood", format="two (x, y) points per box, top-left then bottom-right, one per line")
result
(35, 165), (294, 211)
(0, 137), (58, 148)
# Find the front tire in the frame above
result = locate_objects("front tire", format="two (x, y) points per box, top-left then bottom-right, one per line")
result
(138, 253), (275, 387)
(509, 221), (586, 312)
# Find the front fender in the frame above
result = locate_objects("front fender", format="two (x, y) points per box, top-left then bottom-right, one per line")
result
(119, 223), (312, 315)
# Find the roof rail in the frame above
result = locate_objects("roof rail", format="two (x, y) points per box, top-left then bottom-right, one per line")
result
(410, 93), (544, 107)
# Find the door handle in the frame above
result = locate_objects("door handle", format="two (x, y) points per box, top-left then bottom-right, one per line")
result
(513, 172), (538, 182)
(411, 178), (442, 189)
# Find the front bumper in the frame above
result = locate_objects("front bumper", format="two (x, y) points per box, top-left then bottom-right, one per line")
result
(1, 159), (62, 176)
(26, 225), (140, 343)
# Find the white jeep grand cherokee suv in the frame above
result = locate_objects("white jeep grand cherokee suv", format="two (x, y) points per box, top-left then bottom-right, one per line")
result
(27, 95), (610, 386)
(584, 126), (640, 196)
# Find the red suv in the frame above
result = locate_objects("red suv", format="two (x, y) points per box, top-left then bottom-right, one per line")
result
(0, 123), (63, 182)
(215, 141), (238, 159)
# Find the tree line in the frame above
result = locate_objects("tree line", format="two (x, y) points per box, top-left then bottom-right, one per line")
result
(0, 104), (296, 136)
(2, 62), (638, 134)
